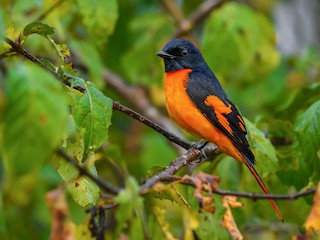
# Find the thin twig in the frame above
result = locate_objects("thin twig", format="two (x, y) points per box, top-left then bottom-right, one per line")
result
(172, 0), (225, 38)
(113, 101), (192, 150)
(5, 37), (61, 78)
(36, 0), (66, 21)
(155, 175), (317, 200)
(212, 188), (317, 200)
(56, 149), (121, 194)
(162, 0), (184, 24)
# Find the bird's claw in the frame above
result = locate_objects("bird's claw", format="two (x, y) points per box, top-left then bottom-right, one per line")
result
(189, 139), (209, 163)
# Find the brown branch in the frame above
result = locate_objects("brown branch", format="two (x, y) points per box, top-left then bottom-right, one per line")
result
(156, 175), (317, 200)
(139, 148), (203, 194)
(113, 101), (192, 150)
(36, 0), (66, 21)
(212, 188), (317, 200)
(57, 147), (317, 201)
(102, 68), (185, 153)
(172, 0), (225, 38)
(5, 37), (61, 78)
(162, 0), (184, 24)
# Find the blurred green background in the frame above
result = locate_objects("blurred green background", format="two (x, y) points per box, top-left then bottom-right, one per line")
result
(1, 0), (320, 239)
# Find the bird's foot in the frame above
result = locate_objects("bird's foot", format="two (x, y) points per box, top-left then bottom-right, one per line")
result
(189, 139), (209, 163)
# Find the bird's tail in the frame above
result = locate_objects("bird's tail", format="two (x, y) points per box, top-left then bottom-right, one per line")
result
(241, 155), (283, 222)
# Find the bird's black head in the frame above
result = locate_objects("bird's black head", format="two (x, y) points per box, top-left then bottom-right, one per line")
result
(157, 38), (205, 72)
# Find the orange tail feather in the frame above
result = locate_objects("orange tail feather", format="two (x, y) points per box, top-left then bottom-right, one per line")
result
(243, 160), (283, 222)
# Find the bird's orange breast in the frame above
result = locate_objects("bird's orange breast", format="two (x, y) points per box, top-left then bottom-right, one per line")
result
(164, 69), (241, 160)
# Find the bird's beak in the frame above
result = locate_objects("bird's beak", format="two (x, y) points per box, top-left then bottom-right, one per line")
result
(156, 51), (175, 59)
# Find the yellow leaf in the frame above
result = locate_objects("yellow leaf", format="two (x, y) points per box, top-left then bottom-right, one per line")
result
(153, 206), (178, 240)
(304, 183), (320, 238)
(221, 196), (244, 240)
(181, 172), (220, 213)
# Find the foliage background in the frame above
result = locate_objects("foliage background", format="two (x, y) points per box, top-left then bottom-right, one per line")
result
(1, 0), (320, 239)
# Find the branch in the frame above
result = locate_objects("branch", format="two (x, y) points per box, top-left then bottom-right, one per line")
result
(4, 37), (61, 78)
(57, 147), (317, 201)
(36, 0), (66, 21)
(112, 101), (192, 150)
(139, 148), (202, 194)
(212, 188), (317, 200)
(172, 0), (225, 38)
(56, 149), (121, 194)
(158, 175), (317, 200)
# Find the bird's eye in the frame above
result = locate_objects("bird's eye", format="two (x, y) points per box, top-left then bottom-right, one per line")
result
(182, 50), (188, 56)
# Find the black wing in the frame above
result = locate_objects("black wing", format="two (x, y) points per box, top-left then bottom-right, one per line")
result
(186, 69), (255, 165)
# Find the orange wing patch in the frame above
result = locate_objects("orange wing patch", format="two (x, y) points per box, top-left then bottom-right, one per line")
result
(204, 96), (233, 136)
(237, 115), (246, 132)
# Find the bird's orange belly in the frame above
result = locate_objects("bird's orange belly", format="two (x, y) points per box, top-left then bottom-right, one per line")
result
(165, 70), (224, 143)
(164, 69), (241, 160)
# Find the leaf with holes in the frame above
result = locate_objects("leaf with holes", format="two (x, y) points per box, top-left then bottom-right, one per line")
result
(48, 36), (71, 62)
(21, 22), (54, 44)
(56, 153), (100, 207)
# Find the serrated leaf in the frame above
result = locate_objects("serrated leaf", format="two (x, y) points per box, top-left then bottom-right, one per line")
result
(294, 100), (320, 181)
(1, 62), (68, 175)
(70, 79), (113, 157)
(245, 118), (278, 176)
(21, 22), (54, 44)
(56, 153), (100, 207)
(76, 0), (118, 46)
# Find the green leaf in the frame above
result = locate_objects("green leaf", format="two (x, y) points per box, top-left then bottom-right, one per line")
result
(21, 22), (54, 44)
(56, 153), (100, 207)
(294, 100), (320, 182)
(202, 2), (279, 85)
(76, 0), (118, 46)
(245, 118), (278, 176)
(1, 62), (68, 175)
(47, 36), (71, 62)
(69, 79), (113, 157)
(115, 177), (143, 237)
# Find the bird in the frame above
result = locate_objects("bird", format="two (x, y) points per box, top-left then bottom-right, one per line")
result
(157, 38), (283, 221)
